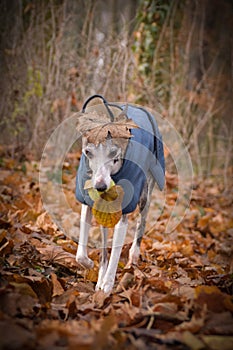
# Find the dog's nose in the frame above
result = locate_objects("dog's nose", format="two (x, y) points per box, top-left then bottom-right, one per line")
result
(95, 182), (107, 192)
(95, 184), (107, 192)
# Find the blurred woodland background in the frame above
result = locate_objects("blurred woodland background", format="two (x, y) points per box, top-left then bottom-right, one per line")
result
(0, 0), (232, 183)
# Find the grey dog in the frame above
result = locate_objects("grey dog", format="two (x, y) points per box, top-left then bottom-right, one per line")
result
(75, 96), (165, 293)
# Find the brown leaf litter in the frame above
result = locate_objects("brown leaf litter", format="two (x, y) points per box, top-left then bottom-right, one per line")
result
(0, 156), (233, 349)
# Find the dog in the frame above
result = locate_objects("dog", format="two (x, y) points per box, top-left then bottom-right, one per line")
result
(75, 96), (165, 293)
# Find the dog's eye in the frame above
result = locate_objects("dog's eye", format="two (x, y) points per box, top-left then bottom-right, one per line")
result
(113, 158), (119, 164)
(109, 151), (117, 158)
(109, 147), (119, 159)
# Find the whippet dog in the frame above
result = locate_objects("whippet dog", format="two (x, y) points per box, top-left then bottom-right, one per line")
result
(75, 96), (165, 293)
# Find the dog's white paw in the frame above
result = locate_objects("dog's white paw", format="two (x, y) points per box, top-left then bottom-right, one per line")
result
(100, 278), (115, 294)
(95, 276), (104, 292)
(95, 264), (108, 291)
(95, 281), (102, 291)
(127, 244), (140, 267)
(95, 275), (114, 293)
(76, 255), (94, 269)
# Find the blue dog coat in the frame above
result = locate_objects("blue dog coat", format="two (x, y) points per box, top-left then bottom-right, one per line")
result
(76, 104), (165, 214)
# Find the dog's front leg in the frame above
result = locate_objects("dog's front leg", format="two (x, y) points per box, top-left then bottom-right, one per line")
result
(96, 226), (108, 291)
(76, 204), (94, 269)
(100, 215), (128, 293)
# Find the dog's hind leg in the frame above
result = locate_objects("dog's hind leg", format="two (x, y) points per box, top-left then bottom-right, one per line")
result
(127, 175), (155, 267)
(96, 226), (108, 291)
(100, 215), (128, 293)
(76, 204), (94, 269)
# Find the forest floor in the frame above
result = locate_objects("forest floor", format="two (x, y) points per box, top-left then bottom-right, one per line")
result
(0, 153), (233, 350)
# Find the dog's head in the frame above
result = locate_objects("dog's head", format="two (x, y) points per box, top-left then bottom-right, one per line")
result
(83, 132), (123, 191)
(77, 105), (138, 192)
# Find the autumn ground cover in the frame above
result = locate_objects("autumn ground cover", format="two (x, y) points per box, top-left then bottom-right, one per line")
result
(0, 153), (232, 350)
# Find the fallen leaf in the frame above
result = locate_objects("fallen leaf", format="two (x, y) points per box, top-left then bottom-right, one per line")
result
(153, 302), (178, 314)
(181, 331), (205, 350)
(174, 304), (207, 333)
(117, 272), (134, 292)
(93, 313), (117, 350)
(35, 211), (58, 232)
(78, 110), (139, 145)
(0, 320), (36, 349)
(119, 288), (141, 307)
(197, 213), (212, 231)
(146, 278), (170, 293)
(91, 185), (124, 228)
(51, 272), (65, 297)
(9, 282), (38, 299)
(0, 237), (14, 256)
(195, 285), (233, 313)
(0, 289), (38, 317)
(37, 245), (79, 270)
(201, 335), (233, 350)
(202, 311), (233, 335)
(86, 268), (99, 283)
(93, 290), (111, 309)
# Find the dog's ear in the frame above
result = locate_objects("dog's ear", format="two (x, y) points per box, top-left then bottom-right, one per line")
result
(107, 131), (112, 140)
(115, 104), (128, 122)
(82, 136), (88, 148)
